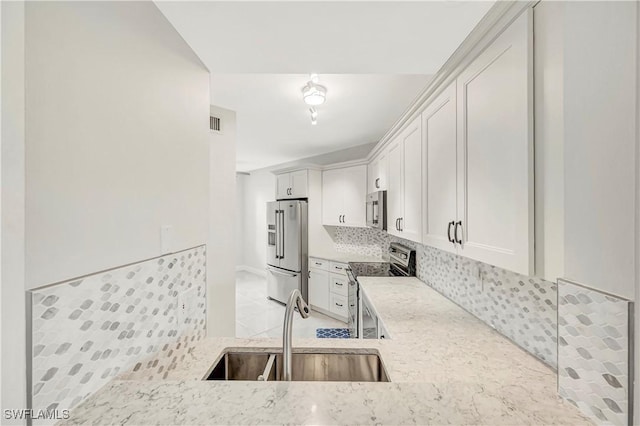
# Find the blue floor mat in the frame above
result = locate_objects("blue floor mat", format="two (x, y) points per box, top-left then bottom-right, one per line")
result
(316, 328), (351, 338)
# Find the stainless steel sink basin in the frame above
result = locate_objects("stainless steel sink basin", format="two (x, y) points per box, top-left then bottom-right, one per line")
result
(204, 349), (390, 382)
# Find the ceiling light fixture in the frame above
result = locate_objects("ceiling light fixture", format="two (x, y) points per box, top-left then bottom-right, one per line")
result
(302, 75), (327, 106)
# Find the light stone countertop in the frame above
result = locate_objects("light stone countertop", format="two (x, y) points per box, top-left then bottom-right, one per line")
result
(308, 251), (386, 264)
(60, 277), (592, 425)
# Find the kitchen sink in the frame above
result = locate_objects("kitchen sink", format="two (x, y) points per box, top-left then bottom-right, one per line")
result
(204, 349), (390, 382)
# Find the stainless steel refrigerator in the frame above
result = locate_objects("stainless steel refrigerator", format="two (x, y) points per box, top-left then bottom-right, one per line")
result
(266, 200), (308, 304)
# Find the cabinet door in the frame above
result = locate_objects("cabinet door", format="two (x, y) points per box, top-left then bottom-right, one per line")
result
(329, 293), (348, 320)
(341, 165), (367, 227)
(376, 152), (388, 190)
(276, 173), (291, 199)
(367, 160), (377, 194)
(456, 10), (533, 275)
(322, 169), (343, 226)
(308, 269), (329, 311)
(400, 117), (422, 243)
(422, 83), (458, 252)
(289, 170), (308, 198)
(387, 139), (403, 237)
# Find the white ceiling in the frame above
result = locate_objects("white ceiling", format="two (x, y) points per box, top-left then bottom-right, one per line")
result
(211, 73), (431, 171)
(156, 1), (495, 171)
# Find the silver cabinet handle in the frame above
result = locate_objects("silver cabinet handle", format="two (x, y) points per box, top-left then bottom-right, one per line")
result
(279, 209), (285, 257)
(275, 210), (281, 258)
(335, 303), (343, 307)
(375, 178), (380, 189)
(335, 282), (343, 286)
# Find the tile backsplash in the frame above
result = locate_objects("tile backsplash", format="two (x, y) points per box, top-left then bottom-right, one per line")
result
(28, 245), (206, 414)
(557, 280), (631, 426)
(332, 227), (558, 368)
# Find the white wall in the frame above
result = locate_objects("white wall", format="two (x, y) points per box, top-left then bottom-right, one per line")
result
(635, 3), (640, 422)
(1, 1), (27, 422)
(24, 1), (210, 289)
(563, 1), (638, 300)
(239, 170), (275, 273)
(533, 1), (564, 283)
(207, 105), (236, 337)
(235, 173), (246, 266)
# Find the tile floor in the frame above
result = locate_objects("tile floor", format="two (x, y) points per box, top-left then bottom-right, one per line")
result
(235, 271), (346, 338)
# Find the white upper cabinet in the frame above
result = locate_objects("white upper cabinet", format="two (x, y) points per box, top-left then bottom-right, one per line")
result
(455, 10), (533, 275)
(322, 165), (367, 227)
(421, 82), (458, 253)
(387, 140), (403, 237)
(276, 170), (308, 199)
(387, 116), (422, 243)
(367, 151), (388, 193)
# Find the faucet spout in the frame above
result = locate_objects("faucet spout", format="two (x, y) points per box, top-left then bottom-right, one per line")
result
(282, 289), (309, 381)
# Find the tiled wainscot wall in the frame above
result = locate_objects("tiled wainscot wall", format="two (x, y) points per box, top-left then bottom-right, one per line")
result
(557, 279), (632, 426)
(28, 245), (207, 415)
(332, 227), (558, 367)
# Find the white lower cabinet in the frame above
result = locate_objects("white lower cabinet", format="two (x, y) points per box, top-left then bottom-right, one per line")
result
(329, 272), (348, 296)
(308, 267), (329, 311)
(329, 293), (348, 318)
(307, 257), (348, 322)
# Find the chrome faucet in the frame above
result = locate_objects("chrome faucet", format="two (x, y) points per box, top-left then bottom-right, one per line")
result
(282, 289), (310, 381)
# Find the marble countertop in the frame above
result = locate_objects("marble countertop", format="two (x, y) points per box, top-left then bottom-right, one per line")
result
(61, 277), (592, 425)
(308, 251), (386, 264)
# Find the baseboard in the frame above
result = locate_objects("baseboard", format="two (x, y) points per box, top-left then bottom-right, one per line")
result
(236, 265), (267, 277)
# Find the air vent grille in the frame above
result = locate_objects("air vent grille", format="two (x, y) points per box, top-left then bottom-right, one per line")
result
(210, 116), (222, 133)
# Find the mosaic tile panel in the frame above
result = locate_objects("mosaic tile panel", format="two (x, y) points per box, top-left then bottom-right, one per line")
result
(332, 227), (558, 368)
(29, 245), (206, 413)
(558, 280), (631, 426)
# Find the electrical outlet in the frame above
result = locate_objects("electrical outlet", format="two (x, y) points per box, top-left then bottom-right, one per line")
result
(176, 287), (197, 329)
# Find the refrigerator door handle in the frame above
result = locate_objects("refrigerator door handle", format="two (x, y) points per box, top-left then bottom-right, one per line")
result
(267, 266), (297, 277)
(275, 210), (281, 259)
(279, 209), (285, 260)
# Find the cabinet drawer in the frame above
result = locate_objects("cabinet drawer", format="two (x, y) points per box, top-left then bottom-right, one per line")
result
(329, 262), (348, 275)
(329, 293), (348, 318)
(329, 273), (348, 296)
(309, 257), (328, 271)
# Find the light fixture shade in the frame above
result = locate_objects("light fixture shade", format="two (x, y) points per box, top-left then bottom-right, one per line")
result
(302, 82), (327, 106)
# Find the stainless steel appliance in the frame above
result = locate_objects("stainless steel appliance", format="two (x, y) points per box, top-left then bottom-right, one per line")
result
(366, 191), (387, 230)
(266, 200), (308, 304)
(346, 242), (416, 338)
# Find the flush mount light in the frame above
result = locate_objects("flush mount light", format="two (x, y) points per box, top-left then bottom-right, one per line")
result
(302, 81), (327, 106)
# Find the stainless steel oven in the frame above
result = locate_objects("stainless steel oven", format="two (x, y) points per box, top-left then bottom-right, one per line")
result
(347, 242), (416, 338)
(366, 191), (386, 230)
